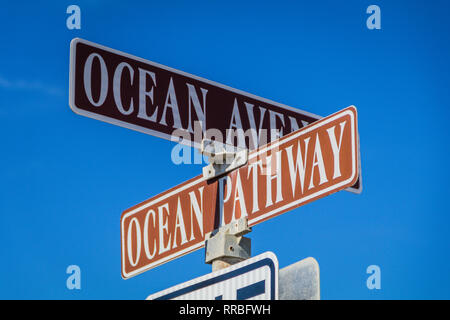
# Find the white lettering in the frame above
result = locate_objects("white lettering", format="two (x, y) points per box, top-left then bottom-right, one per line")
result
(266, 151), (283, 207)
(113, 62), (134, 115)
(158, 203), (171, 254)
(326, 121), (346, 179)
(143, 209), (157, 259)
(189, 187), (204, 240)
(232, 170), (248, 221)
(137, 68), (158, 122)
(173, 197), (188, 248)
(226, 98), (245, 148)
(308, 134), (328, 189)
(186, 84), (207, 134)
(160, 77), (183, 129)
(286, 138), (310, 196)
(247, 160), (263, 213)
(83, 53), (108, 107)
(288, 116), (309, 132)
(268, 110), (285, 141)
(127, 217), (141, 267)
(244, 102), (267, 149)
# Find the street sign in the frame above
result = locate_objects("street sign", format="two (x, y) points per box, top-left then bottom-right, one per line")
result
(278, 257), (320, 300)
(146, 251), (278, 300)
(69, 38), (320, 149)
(121, 106), (359, 279)
(69, 38), (361, 193)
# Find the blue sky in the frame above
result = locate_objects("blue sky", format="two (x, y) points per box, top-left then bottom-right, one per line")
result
(1, 0), (449, 299)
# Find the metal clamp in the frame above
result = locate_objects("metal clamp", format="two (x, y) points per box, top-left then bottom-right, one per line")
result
(205, 217), (252, 271)
(201, 139), (248, 180)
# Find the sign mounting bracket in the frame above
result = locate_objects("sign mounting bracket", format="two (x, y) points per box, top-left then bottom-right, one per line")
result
(205, 217), (252, 271)
(201, 139), (248, 180)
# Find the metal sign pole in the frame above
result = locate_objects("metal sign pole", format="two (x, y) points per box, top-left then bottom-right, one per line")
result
(201, 139), (251, 271)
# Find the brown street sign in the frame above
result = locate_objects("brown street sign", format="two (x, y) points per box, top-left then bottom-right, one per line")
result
(69, 38), (361, 193)
(121, 106), (359, 279)
(69, 38), (319, 148)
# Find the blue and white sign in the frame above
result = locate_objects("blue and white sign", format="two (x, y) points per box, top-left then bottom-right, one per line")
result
(146, 252), (278, 300)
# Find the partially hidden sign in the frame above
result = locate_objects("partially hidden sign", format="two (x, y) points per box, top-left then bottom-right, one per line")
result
(147, 251), (278, 300)
(69, 38), (361, 193)
(121, 106), (359, 279)
(69, 38), (320, 150)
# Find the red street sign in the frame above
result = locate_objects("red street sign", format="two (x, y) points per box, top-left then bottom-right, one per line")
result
(69, 38), (361, 193)
(121, 106), (360, 279)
